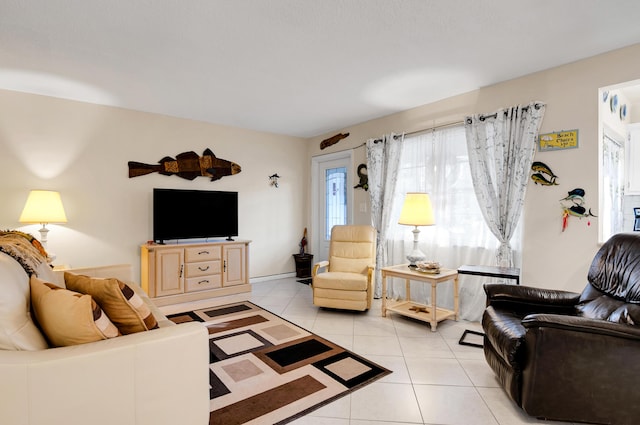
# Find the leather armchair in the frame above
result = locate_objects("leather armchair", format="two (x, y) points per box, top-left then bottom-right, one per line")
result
(482, 232), (640, 425)
(312, 225), (376, 311)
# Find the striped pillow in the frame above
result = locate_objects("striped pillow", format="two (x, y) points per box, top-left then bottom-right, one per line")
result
(64, 272), (159, 334)
(30, 276), (120, 347)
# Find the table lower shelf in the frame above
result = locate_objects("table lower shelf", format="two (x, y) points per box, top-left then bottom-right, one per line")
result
(384, 301), (456, 330)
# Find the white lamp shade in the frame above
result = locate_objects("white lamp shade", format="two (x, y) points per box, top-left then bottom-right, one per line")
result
(19, 190), (68, 224)
(398, 192), (434, 226)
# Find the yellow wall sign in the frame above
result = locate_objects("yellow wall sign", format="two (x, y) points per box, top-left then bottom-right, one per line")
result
(538, 129), (579, 151)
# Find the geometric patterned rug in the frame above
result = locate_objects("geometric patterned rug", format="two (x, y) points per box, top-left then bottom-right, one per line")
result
(168, 301), (392, 425)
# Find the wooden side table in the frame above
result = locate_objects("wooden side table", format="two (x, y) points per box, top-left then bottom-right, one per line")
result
(381, 264), (459, 331)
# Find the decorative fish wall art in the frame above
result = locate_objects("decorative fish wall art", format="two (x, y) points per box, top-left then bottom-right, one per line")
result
(128, 148), (241, 181)
(353, 164), (368, 191)
(320, 132), (349, 150)
(269, 173), (280, 188)
(560, 188), (597, 232)
(530, 161), (558, 186)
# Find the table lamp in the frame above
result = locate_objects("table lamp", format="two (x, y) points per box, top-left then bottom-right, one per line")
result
(19, 190), (67, 251)
(398, 192), (434, 268)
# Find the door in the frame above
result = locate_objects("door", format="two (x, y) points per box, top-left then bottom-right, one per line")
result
(223, 243), (246, 286)
(311, 151), (353, 263)
(155, 247), (184, 296)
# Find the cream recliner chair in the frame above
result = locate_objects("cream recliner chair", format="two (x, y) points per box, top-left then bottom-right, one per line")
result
(312, 225), (376, 311)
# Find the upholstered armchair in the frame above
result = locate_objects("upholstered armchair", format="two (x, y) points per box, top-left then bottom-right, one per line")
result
(312, 225), (376, 311)
(482, 232), (640, 425)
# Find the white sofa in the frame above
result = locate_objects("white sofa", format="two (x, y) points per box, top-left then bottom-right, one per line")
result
(0, 254), (210, 425)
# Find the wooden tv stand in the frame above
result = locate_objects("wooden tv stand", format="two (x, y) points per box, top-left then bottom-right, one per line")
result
(140, 240), (251, 306)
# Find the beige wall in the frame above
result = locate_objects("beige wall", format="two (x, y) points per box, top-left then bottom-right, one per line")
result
(308, 43), (640, 293)
(4, 43), (640, 292)
(0, 90), (308, 280)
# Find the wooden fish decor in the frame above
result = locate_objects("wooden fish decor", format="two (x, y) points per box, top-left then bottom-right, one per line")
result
(320, 132), (349, 150)
(128, 148), (241, 181)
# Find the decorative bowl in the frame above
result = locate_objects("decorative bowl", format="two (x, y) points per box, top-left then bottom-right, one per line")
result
(416, 261), (441, 274)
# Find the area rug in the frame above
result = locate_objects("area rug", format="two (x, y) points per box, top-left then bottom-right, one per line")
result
(168, 301), (391, 425)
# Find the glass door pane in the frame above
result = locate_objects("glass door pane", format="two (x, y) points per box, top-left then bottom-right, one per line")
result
(325, 167), (347, 239)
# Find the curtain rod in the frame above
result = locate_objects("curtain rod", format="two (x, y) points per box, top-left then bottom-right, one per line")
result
(355, 102), (544, 146)
(368, 119), (465, 144)
(466, 102), (544, 123)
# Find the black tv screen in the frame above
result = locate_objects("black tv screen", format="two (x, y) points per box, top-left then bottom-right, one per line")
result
(153, 188), (238, 243)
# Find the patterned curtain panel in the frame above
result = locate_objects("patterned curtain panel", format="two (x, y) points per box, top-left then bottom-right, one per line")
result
(465, 101), (546, 267)
(366, 133), (404, 298)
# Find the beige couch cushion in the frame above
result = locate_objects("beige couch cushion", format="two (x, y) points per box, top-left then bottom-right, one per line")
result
(65, 272), (159, 334)
(329, 256), (371, 274)
(0, 253), (55, 350)
(313, 272), (368, 291)
(30, 276), (120, 347)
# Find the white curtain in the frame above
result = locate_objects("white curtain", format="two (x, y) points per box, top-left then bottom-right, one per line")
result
(601, 132), (624, 240)
(465, 102), (546, 267)
(386, 125), (500, 321)
(366, 133), (404, 298)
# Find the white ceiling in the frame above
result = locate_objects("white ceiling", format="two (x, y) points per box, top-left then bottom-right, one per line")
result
(2, 1), (640, 138)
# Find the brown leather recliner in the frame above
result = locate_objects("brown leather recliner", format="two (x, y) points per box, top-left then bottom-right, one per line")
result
(482, 232), (640, 425)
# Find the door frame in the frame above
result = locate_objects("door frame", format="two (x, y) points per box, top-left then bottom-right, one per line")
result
(311, 150), (354, 263)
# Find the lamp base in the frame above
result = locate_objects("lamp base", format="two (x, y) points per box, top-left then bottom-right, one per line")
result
(37, 224), (56, 263)
(406, 226), (426, 268)
(38, 225), (49, 250)
(406, 251), (426, 268)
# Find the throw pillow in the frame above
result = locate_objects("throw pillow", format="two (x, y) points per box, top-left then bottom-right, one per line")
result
(0, 252), (49, 350)
(30, 276), (120, 347)
(64, 272), (158, 334)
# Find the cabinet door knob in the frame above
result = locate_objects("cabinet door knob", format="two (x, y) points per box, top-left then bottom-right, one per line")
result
(198, 250), (210, 255)
(198, 279), (209, 285)
(223, 260), (227, 272)
(180, 264), (184, 278)
(198, 265), (210, 271)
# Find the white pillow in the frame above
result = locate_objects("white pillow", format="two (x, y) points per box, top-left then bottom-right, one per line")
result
(0, 252), (49, 350)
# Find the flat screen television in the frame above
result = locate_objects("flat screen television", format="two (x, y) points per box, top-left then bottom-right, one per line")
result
(153, 188), (238, 243)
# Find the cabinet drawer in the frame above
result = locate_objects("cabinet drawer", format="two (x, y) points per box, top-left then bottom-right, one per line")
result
(185, 246), (221, 262)
(185, 261), (221, 277)
(185, 275), (222, 292)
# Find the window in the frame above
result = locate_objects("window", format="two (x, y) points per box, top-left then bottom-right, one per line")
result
(389, 126), (498, 253)
(324, 166), (347, 240)
(386, 125), (503, 320)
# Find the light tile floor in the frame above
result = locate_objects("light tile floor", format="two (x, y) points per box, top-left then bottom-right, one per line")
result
(160, 277), (581, 425)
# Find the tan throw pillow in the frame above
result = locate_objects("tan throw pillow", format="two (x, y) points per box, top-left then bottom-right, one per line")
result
(64, 272), (158, 334)
(30, 276), (120, 347)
